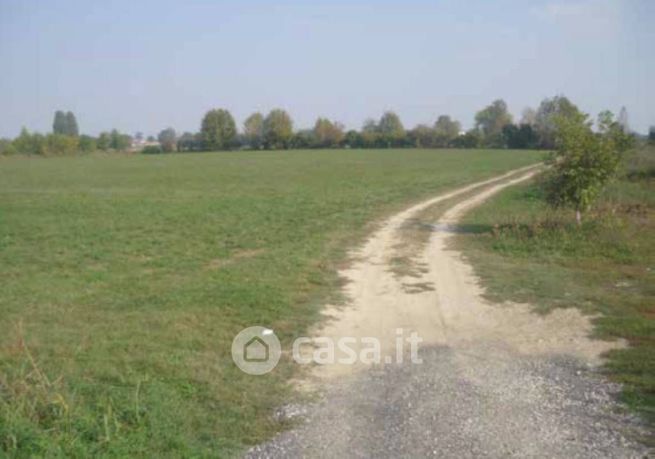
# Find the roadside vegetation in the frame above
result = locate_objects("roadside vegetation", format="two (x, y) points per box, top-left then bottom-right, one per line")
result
(455, 145), (655, 430)
(0, 149), (541, 457)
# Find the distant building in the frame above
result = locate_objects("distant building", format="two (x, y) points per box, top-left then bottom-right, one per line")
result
(130, 138), (160, 152)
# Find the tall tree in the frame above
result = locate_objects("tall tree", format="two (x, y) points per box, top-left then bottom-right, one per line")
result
(361, 119), (379, 148)
(474, 99), (512, 147)
(313, 117), (344, 148)
(597, 110), (635, 153)
(243, 112), (264, 149)
(534, 95), (581, 149)
(408, 124), (435, 148)
(263, 109), (293, 149)
(649, 126), (655, 145)
(290, 129), (314, 149)
(158, 127), (177, 152)
(201, 109), (237, 151)
(617, 106), (629, 132)
(378, 111), (405, 147)
(177, 132), (199, 152)
(451, 129), (482, 149)
(53, 111), (67, 135)
(520, 107), (537, 126)
(109, 129), (131, 150)
(433, 115), (461, 147)
(97, 132), (111, 151)
(502, 123), (538, 149)
(65, 111), (79, 136)
(344, 130), (364, 148)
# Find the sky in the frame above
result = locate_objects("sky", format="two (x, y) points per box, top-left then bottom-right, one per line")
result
(0, 0), (653, 138)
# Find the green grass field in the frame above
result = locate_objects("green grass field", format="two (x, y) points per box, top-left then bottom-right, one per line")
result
(0, 149), (541, 457)
(455, 147), (655, 431)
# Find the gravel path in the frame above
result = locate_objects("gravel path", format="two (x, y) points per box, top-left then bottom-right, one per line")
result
(247, 167), (651, 458)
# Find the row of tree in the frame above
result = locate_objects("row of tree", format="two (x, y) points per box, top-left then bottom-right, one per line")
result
(0, 109), (137, 155)
(0, 126), (132, 156)
(0, 96), (640, 156)
(150, 96), (633, 153)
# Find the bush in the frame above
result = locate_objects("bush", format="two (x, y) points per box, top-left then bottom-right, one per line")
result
(78, 135), (97, 153)
(0, 138), (17, 155)
(625, 146), (655, 181)
(46, 134), (79, 155)
(141, 145), (163, 154)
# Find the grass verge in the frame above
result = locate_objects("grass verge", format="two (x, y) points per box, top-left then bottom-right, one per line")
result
(454, 146), (655, 432)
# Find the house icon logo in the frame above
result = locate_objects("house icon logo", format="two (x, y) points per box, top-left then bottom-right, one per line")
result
(232, 326), (281, 375)
(244, 336), (269, 362)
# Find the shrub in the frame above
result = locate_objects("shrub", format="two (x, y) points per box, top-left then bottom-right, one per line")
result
(544, 111), (621, 224)
(141, 145), (163, 154)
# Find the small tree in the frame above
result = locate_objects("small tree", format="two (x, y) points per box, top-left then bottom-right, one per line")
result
(158, 127), (177, 152)
(47, 133), (79, 155)
(0, 138), (15, 155)
(79, 135), (96, 152)
(650, 126), (655, 145)
(544, 111), (621, 225)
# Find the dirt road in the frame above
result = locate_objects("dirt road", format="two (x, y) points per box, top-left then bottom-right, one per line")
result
(247, 166), (649, 458)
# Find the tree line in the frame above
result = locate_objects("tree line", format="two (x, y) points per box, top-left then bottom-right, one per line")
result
(0, 110), (132, 156)
(0, 95), (640, 156)
(154, 96), (635, 153)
